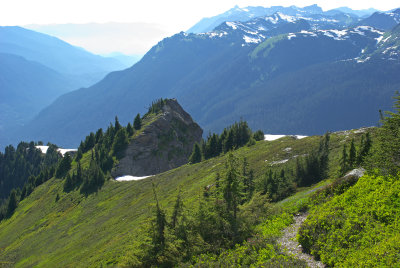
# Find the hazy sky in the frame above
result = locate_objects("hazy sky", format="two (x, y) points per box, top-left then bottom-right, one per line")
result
(1, 0), (399, 55)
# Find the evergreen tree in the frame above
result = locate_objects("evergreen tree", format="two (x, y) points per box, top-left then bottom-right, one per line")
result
(75, 147), (83, 162)
(188, 143), (202, 164)
(245, 169), (255, 201)
(170, 191), (183, 229)
(114, 116), (122, 132)
(339, 144), (348, 176)
(253, 130), (264, 141)
(318, 132), (330, 180)
(215, 172), (221, 189)
(150, 183), (167, 256)
(55, 153), (72, 178)
(224, 131), (234, 152)
(242, 157), (254, 201)
(368, 93), (400, 175)
(348, 139), (356, 169)
(76, 161), (83, 185)
(64, 173), (73, 191)
(126, 122), (134, 136)
(134, 113), (142, 130)
(222, 152), (242, 241)
(295, 158), (305, 185)
(357, 132), (372, 165)
(95, 128), (103, 143)
(6, 189), (18, 217)
(112, 128), (129, 159)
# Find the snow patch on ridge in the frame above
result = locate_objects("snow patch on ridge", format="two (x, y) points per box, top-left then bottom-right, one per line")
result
(264, 134), (308, 141)
(115, 175), (153, 181)
(226, 22), (238, 30)
(243, 35), (262, 43)
(35, 146), (77, 156)
(288, 33), (296, 40)
(269, 159), (289, 165)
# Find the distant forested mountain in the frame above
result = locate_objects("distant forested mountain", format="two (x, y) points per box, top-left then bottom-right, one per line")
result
(0, 26), (128, 148)
(8, 9), (400, 148)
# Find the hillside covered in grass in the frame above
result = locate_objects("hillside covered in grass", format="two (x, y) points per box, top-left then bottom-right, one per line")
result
(0, 114), (372, 266)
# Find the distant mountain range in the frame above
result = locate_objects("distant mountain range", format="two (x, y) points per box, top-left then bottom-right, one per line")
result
(187, 4), (379, 34)
(24, 22), (168, 58)
(0, 53), (75, 132)
(0, 26), (129, 147)
(10, 6), (400, 148)
(0, 26), (126, 86)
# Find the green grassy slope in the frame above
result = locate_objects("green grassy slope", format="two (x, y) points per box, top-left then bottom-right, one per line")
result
(0, 130), (369, 267)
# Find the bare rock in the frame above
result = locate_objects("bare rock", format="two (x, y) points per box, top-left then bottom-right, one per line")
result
(111, 99), (203, 177)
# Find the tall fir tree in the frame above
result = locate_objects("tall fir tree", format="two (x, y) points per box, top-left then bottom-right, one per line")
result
(222, 152), (242, 241)
(6, 189), (18, 217)
(348, 139), (356, 169)
(188, 143), (202, 164)
(112, 128), (129, 159)
(369, 93), (400, 175)
(126, 122), (134, 136)
(55, 153), (72, 178)
(339, 144), (348, 176)
(134, 113), (142, 130)
(114, 116), (122, 132)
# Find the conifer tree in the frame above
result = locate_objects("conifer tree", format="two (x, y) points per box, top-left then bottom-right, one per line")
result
(85, 132), (96, 152)
(371, 93), (400, 175)
(64, 174), (73, 191)
(224, 131), (234, 152)
(151, 183), (167, 255)
(95, 128), (103, 143)
(339, 144), (348, 176)
(188, 143), (202, 164)
(348, 139), (356, 169)
(295, 158), (305, 185)
(114, 116), (122, 132)
(357, 132), (372, 165)
(134, 113), (142, 130)
(112, 128), (129, 159)
(55, 153), (72, 178)
(253, 130), (264, 141)
(126, 122), (134, 136)
(6, 189), (18, 217)
(75, 147), (83, 161)
(215, 172), (221, 189)
(245, 169), (255, 201)
(222, 152), (242, 241)
(171, 191), (183, 229)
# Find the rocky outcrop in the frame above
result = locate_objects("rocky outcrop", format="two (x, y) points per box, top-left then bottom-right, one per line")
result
(111, 99), (203, 177)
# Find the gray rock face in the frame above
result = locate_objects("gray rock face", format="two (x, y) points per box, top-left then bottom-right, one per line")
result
(111, 99), (203, 177)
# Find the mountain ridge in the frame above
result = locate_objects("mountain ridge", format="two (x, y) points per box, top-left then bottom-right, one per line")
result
(11, 17), (400, 148)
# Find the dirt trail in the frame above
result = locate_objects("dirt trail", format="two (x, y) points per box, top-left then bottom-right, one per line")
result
(277, 213), (325, 268)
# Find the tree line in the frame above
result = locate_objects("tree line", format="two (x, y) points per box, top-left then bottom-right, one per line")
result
(0, 142), (60, 221)
(189, 120), (264, 164)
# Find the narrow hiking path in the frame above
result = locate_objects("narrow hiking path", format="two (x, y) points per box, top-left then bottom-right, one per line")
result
(278, 213), (325, 268)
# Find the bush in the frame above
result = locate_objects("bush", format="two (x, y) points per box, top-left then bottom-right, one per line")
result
(253, 130), (265, 141)
(298, 174), (400, 266)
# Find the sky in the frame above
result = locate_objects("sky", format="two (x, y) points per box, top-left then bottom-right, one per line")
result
(1, 0), (399, 55)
